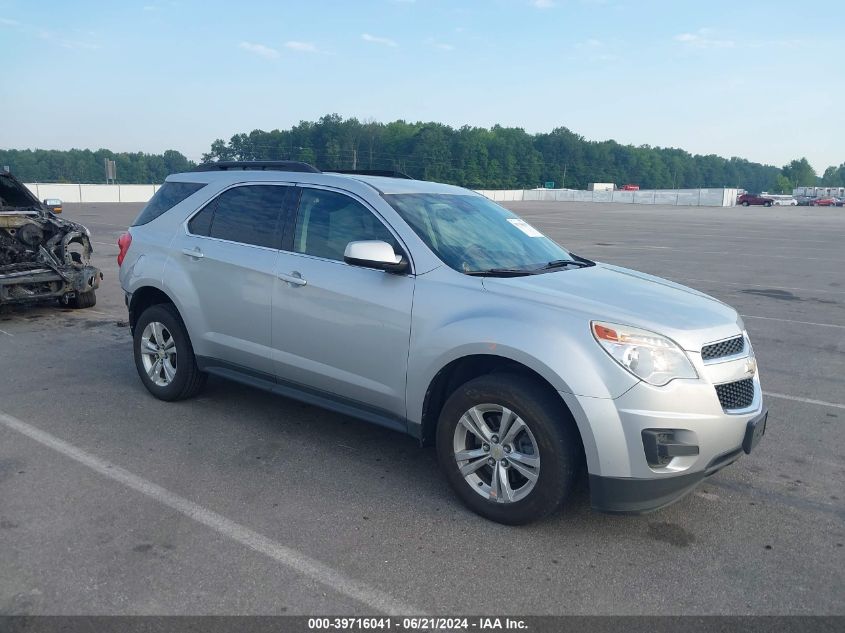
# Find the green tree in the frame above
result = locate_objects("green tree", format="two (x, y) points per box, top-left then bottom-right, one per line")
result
(774, 174), (793, 194)
(781, 158), (817, 189)
(821, 163), (844, 186)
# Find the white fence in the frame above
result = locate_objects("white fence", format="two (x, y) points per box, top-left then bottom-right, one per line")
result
(24, 182), (739, 207)
(24, 183), (160, 203)
(476, 188), (739, 207)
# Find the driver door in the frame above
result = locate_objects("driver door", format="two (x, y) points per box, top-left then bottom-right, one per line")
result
(270, 186), (415, 425)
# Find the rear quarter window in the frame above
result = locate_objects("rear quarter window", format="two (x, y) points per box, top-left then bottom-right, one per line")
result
(132, 181), (206, 226)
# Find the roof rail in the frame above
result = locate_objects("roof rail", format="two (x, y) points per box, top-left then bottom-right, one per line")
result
(192, 161), (320, 173)
(330, 169), (413, 180)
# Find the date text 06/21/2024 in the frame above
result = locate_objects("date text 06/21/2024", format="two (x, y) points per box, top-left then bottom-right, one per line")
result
(307, 617), (528, 630)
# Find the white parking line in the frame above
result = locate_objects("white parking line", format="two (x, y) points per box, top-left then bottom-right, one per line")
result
(0, 409), (422, 615)
(0, 328), (12, 337)
(763, 392), (845, 410)
(741, 315), (845, 330)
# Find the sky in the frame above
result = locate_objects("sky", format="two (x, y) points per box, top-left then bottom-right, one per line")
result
(1, 0), (842, 172)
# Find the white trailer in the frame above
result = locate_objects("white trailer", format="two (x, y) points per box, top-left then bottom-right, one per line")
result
(793, 186), (845, 197)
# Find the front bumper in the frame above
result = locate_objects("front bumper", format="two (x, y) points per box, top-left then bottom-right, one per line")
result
(559, 350), (767, 514)
(0, 264), (101, 305)
(588, 407), (767, 513)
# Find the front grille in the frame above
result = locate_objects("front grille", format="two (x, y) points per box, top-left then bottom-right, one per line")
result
(702, 335), (745, 361)
(715, 378), (755, 410)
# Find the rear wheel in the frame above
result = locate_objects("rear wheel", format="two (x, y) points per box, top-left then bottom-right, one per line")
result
(741, 201), (750, 206)
(436, 374), (582, 525)
(133, 303), (206, 401)
(764, 201), (772, 207)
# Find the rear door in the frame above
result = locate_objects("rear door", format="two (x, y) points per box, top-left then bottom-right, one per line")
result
(270, 186), (415, 423)
(171, 183), (291, 375)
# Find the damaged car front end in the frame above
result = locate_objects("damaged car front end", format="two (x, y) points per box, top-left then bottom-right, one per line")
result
(0, 171), (101, 308)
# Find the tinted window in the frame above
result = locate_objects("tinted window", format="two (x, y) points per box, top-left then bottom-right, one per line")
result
(187, 201), (215, 236)
(207, 185), (287, 248)
(293, 189), (398, 262)
(133, 181), (206, 226)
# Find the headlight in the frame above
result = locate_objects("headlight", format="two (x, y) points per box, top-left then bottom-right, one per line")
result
(591, 321), (698, 386)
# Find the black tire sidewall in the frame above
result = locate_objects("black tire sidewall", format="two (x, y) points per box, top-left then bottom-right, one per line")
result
(436, 374), (580, 525)
(133, 304), (195, 401)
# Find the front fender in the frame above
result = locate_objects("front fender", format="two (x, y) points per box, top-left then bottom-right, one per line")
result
(406, 273), (638, 427)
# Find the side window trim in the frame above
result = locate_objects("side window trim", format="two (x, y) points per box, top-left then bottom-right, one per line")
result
(183, 182), (292, 250)
(285, 184), (414, 273)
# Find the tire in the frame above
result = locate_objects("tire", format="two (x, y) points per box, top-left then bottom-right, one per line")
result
(764, 201), (772, 207)
(133, 303), (206, 401)
(741, 201), (750, 206)
(59, 290), (96, 309)
(436, 373), (582, 525)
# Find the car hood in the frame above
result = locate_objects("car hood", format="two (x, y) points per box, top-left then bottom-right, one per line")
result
(481, 262), (741, 351)
(0, 172), (43, 211)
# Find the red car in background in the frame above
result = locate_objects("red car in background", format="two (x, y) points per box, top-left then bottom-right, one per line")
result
(737, 193), (774, 206)
(620, 184), (639, 191)
(811, 197), (843, 207)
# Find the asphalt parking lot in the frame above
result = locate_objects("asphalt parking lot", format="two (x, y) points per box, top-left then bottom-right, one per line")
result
(1, 201), (843, 615)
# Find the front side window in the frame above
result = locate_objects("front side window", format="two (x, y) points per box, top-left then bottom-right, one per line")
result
(189, 185), (288, 248)
(293, 188), (398, 262)
(385, 193), (576, 274)
(133, 181), (206, 226)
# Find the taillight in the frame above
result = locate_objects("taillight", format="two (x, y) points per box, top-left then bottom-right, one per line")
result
(117, 232), (132, 266)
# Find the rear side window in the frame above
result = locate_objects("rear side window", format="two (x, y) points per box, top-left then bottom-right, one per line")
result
(189, 185), (288, 248)
(187, 202), (214, 236)
(132, 181), (206, 226)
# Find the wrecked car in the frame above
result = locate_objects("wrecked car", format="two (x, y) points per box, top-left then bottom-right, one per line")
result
(0, 170), (101, 308)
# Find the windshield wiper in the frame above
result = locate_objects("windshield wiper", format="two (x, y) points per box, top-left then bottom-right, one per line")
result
(540, 259), (591, 270)
(464, 268), (535, 277)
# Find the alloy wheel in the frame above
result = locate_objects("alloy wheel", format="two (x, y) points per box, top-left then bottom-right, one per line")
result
(140, 321), (177, 387)
(452, 404), (540, 503)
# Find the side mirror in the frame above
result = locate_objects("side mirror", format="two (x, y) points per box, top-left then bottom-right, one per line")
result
(344, 240), (408, 273)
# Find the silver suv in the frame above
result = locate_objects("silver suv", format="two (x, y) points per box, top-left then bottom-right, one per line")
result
(118, 161), (767, 524)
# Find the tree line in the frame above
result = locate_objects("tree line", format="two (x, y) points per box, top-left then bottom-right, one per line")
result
(204, 115), (839, 192)
(3, 115), (842, 192)
(0, 148), (194, 185)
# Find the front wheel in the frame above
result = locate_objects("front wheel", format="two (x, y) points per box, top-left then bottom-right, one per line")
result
(133, 303), (206, 401)
(741, 201), (750, 206)
(436, 374), (582, 525)
(764, 201), (772, 207)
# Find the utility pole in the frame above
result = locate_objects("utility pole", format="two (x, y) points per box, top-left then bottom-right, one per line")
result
(562, 163), (567, 189)
(352, 149), (357, 170)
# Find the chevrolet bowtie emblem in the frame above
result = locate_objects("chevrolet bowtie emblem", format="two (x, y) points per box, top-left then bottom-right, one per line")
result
(744, 357), (757, 376)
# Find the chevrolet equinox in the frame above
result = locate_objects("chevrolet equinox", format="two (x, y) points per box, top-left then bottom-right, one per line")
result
(118, 161), (767, 524)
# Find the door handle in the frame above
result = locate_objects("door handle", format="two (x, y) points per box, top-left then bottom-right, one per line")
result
(278, 271), (307, 287)
(181, 247), (204, 259)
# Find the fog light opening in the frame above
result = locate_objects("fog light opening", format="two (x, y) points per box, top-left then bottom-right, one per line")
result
(642, 429), (699, 469)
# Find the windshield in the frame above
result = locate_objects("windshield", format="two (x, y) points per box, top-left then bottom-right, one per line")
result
(385, 193), (575, 274)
